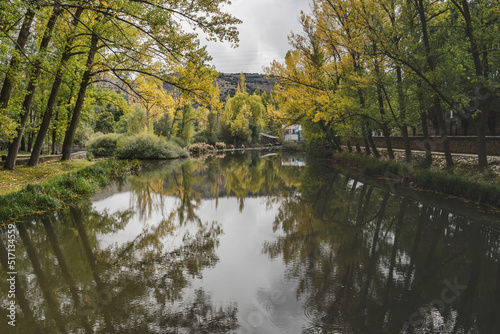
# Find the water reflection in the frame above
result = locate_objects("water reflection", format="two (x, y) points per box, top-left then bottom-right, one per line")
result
(0, 202), (235, 333)
(264, 160), (500, 333)
(0, 152), (499, 333)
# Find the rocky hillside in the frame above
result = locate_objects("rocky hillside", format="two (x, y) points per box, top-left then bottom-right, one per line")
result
(217, 73), (276, 100)
(95, 72), (277, 103)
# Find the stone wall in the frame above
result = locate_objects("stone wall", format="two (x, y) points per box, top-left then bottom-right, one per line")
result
(356, 136), (500, 156)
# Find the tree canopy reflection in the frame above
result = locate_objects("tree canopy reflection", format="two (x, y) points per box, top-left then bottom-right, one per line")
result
(127, 151), (303, 218)
(0, 201), (236, 333)
(263, 159), (500, 334)
(1, 153), (499, 333)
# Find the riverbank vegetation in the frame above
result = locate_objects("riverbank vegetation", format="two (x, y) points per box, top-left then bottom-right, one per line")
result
(0, 160), (94, 196)
(330, 152), (500, 207)
(0, 159), (140, 222)
(86, 133), (188, 160)
(266, 0), (500, 171)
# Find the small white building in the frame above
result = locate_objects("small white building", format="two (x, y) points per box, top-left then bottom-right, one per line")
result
(284, 125), (303, 141)
(282, 157), (306, 167)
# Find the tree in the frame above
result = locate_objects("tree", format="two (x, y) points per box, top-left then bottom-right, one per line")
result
(220, 76), (265, 144)
(1, 0), (241, 167)
(267, 0), (499, 170)
(28, 6), (85, 166)
(0, 1), (37, 130)
(3, 1), (62, 170)
(95, 111), (115, 134)
(127, 106), (148, 135)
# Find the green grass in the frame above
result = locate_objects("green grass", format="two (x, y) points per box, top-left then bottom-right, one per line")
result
(0, 159), (140, 223)
(0, 159), (95, 195)
(0, 150), (31, 156)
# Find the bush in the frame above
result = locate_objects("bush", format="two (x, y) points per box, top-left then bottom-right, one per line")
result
(116, 133), (188, 159)
(282, 141), (306, 152)
(192, 135), (208, 144)
(86, 133), (123, 157)
(215, 142), (226, 150)
(170, 136), (187, 148)
(192, 130), (218, 145)
(186, 142), (215, 153)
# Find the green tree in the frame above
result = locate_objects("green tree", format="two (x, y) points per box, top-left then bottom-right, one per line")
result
(153, 112), (172, 138)
(221, 75), (265, 144)
(127, 106), (148, 135)
(95, 111), (115, 134)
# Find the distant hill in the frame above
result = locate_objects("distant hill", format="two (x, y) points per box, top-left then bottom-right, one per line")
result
(95, 72), (277, 103)
(217, 73), (276, 101)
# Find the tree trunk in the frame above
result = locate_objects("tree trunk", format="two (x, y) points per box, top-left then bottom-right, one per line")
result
(169, 109), (179, 139)
(416, 0), (453, 168)
(28, 8), (83, 166)
(433, 99), (454, 167)
(29, 59), (69, 166)
(381, 124), (394, 159)
(367, 127), (380, 158)
(363, 137), (371, 155)
(0, 7), (36, 109)
(346, 140), (353, 153)
(420, 112), (433, 164)
(396, 66), (412, 161)
(459, 0), (488, 170)
(355, 140), (362, 153)
(373, 42), (394, 159)
(62, 32), (99, 161)
(333, 136), (343, 152)
(3, 3), (61, 170)
(51, 108), (58, 154)
(20, 135), (26, 152)
(477, 110), (489, 170)
(27, 124), (34, 151)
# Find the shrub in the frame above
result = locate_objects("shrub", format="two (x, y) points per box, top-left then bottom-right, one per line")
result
(186, 142), (215, 153)
(192, 130), (218, 145)
(116, 133), (188, 159)
(192, 135), (208, 144)
(170, 136), (187, 148)
(215, 142), (226, 150)
(86, 133), (122, 157)
(282, 141), (306, 152)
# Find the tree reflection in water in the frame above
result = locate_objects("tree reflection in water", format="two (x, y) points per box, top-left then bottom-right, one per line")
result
(0, 196), (236, 333)
(263, 159), (500, 334)
(1, 152), (499, 333)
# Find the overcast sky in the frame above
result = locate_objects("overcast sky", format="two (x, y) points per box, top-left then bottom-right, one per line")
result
(201, 0), (312, 74)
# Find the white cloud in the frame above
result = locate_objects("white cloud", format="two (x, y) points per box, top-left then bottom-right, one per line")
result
(201, 0), (312, 73)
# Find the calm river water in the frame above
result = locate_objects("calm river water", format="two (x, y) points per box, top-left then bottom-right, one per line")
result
(1, 151), (500, 333)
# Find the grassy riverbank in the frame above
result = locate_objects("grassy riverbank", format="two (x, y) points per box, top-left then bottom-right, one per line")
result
(330, 152), (500, 208)
(0, 160), (95, 195)
(0, 159), (140, 223)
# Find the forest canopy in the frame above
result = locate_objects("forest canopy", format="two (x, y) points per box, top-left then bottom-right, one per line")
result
(0, 0), (241, 169)
(266, 0), (500, 170)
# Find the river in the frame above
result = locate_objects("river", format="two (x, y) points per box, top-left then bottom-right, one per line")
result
(1, 151), (499, 333)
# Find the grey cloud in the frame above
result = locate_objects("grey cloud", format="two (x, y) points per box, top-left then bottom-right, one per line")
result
(203, 0), (311, 73)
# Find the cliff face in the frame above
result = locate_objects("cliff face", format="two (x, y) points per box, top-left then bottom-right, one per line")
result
(94, 73), (276, 103)
(217, 73), (276, 101)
